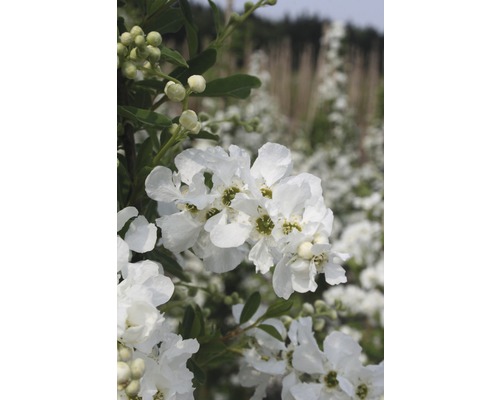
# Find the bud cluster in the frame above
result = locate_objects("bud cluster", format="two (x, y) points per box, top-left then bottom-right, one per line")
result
(117, 344), (147, 398)
(118, 25), (163, 79)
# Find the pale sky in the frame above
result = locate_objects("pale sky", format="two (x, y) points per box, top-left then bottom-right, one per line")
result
(192, 0), (384, 33)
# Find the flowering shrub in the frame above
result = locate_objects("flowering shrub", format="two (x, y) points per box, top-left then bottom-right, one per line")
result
(117, 1), (384, 399)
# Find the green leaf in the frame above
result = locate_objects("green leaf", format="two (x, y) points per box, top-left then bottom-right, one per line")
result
(179, 0), (199, 57)
(144, 8), (184, 34)
(136, 137), (154, 170)
(161, 47), (189, 68)
(133, 79), (165, 92)
(146, 0), (167, 16)
(257, 324), (284, 341)
(188, 130), (219, 141)
(171, 48), (217, 84)
(240, 291), (261, 324)
(208, 0), (223, 36)
(261, 299), (294, 320)
(180, 304), (204, 339)
(193, 74), (261, 99)
(187, 358), (206, 386)
(118, 106), (172, 128)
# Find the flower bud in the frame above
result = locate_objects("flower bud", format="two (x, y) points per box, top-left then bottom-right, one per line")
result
(301, 303), (314, 316)
(313, 318), (325, 331)
(297, 241), (314, 259)
(120, 32), (133, 46)
(129, 25), (144, 39)
(314, 300), (327, 313)
(266, 0), (277, 5)
(147, 45), (161, 62)
(125, 380), (141, 397)
(180, 110), (201, 133)
(164, 81), (186, 102)
(122, 62), (137, 79)
(146, 31), (162, 47)
(118, 346), (133, 362)
(169, 123), (179, 134)
(117, 361), (131, 384)
(134, 34), (146, 48)
(117, 42), (128, 57)
(280, 315), (293, 328)
(244, 2), (254, 12)
(187, 75), (206, 93)
(130, 358), (146, 379)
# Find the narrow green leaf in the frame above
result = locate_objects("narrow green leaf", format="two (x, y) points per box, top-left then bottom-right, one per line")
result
(208, 0), (223, 35)
(180, 305), (195, 338)
(240, 291), (261, 324)
(261, 299), (294, 320)
(187, 358), (206, 386)
(133, 79), (165, 92)
(146, 247), (191, 282)
(136, 137), (154, 170)
(192, 74), (261, 99)
(179, 0), (199, 57)
(188, 130), (219, 141)
(144, 8), (184, 34)
(170, 48), (217, 84)
(146, 0), (167, 16)
(161, 47), (189, 68)
(257, 324), (284, 341)
(118, 106), (172, 128)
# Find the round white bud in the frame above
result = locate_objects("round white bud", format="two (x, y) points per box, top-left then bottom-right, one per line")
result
(117, 361), (131, 384)
(122, 62), (137, 79)
(146, 31), (162, 47)
(118, 346), (133, 362)
(134, 34), (146, 48)
(301, 303), (314, 316)
(187, 75), (206, 93)
(130, 358), (146, 379)
(120, 32), (133, 46)
(179, 110), (201, 132)
(165, 81), (186, 102)
(297, 241), (314, 259)
(125, 380), (141, 397)
(313, 318), (325, 331)
(129, 25), (144, 39)
(117, 42), (128, 57)
(147, 45), (161, 62)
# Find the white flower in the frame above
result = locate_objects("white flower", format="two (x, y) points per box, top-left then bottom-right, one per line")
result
(180, 110), (201, 133)
(164, 81), (186, 102)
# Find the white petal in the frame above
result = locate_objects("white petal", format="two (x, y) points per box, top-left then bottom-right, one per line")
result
(251, 143), (292, 187)
(117, 206), (138, 231)
(272, 258), (293, 299)
(210, 222), (252, 248)
(293, 342), (325, 374)
(145, 166), (182, 203)
(324, 263), (347, 286)
(117, 236), (130, 272)
(289, 383), (322, 400)
(157, 212), (202, 253)
(323, 332), (362, 370)
(249, 238), (275, 274)
(124, 216), (158, 253)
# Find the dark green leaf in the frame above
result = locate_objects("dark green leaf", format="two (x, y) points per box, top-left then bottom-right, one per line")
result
(188, 130), (219, 141)
(179, 0), (198, 57)
(144, 8), (184, 34)
(193, 74), (261, 99)
(161, 47), (189, 68)
(261, 299), (294, 320)
(133, 79), (165, 91)
(136, 137), (154, 170)
(208, 0), (223, 36)
(146, 0), (167, 16)
(171, 48), (217, 84)
(257, 324), (284, 341)
(117, 17), (127, 34)
(195, 338), (233, 368)
(240, 291), (261, 324)
(118, 106), (172, 128)
(129, 86), (154, 109)
(187, 358), (206, 386)
(179, 304), (204, 339)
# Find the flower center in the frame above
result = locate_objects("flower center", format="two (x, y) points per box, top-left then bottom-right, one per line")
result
(205, 207), (221, 220)
(184, 203), (198, 213)
(255, 215), (274, 235)
(356, 383), (368, 399)
(323, 370), (339, 388)
(260, 187), (273, 199)
(282, 221), (302, 235)
(222, 186), (240, 206)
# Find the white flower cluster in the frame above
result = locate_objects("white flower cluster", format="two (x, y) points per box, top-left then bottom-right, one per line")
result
(232, 305), (384, 400)
(117, 207), (199, 399)
(145, 142), (348, 299)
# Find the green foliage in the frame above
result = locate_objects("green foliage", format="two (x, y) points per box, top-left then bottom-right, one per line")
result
(240, 291), (261, 324)
(192, 74), (261, 99)
(118, 106), (172, 128)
